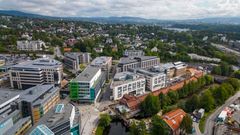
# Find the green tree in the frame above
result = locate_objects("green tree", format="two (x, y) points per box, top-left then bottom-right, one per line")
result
(140, 94), (161, 117)
(99, 113), (111, 128)
(151, 115), (170, 135)
(180, 114), (193, 134)
(204, 75), (214, 85)
(200, 90), (215, 112)
(212, 66), (222, 75)
(129, 121), (148, 135)
(227, 78), (240, 90)
(159, 93), (171, 109)
(185, 94), (200, 112)
(167, 91), (179, 104)
(233, 70), (240, 79)
(129, 122), (139, 135)
(138, 120), (148, 135)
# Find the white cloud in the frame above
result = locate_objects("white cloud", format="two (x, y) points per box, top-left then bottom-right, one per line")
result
(0, 0), (240, 19)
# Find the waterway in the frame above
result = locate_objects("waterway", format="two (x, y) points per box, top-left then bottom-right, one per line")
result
(104, 120), (129, 135)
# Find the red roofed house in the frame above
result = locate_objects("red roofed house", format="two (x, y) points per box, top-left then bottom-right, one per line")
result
(162, 109), (186, 135)
(120, 94), (141, 111)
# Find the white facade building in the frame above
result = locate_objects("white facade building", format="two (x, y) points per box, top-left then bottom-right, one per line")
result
(17, 40), (46, 51)
(131, 67), (166, 92)
(111, 72), (146, 100)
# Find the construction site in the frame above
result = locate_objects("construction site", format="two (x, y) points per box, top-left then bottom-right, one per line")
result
(214, 98), (240, 135)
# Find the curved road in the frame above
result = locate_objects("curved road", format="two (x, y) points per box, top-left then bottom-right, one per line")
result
(204, 91), (240, 135)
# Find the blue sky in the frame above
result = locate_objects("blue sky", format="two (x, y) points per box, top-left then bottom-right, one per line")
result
(0, 0), (239, 20)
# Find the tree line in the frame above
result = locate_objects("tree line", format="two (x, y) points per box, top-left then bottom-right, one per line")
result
(140, 75), (214, 117)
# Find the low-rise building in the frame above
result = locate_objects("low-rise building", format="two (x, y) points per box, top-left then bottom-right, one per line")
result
(70, 66), (106, 103)
(28, 102), (80, 135)
(162, 109), (186, 135)
(10, 57), (63, 89)
(188, 53), (221, 63)
(64, 52), (91, 71)
(0, 59), (5, 66)
(117, 56), (160, 72)
(94, 47), (103, 53)
(123, 49), (145, 57)
(20, 85), (60, 124)
(111, 72), (145, 100)
(17, 40), (46, 51)
(151, 47), (158, 52)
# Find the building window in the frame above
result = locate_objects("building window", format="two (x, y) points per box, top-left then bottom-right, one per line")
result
(137, 82), (141, 88)
(128, 84), (132, 91)
(123, 85), (127, 92)
(154, 78), (158, 84)
(133, 83), (136, 90)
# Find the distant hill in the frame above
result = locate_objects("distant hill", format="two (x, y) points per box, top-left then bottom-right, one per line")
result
(0, 10), (47, 18)
(1, 10), (240, 25)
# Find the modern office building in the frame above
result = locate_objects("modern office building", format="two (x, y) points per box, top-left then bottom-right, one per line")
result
(17, 40), (46, 51)
(70, 66), (106, 103)
(123, 49), (145, 57)
(117, 56), (160, 72)
(91, 56), (112, 80)
(9, 57), (63, 89)
(20, 85), (60, 124)
(111, 72), (145, 100)
(131, 67), (166, 92)
(0, 90), (32, 135)
(28, 102), (80, 135)
(64, 52), (91, 71)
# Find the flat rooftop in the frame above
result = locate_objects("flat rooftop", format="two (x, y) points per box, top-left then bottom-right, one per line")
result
(28, 101), (79, 135)
(12, 57), (62, 69)
(72, 66), (100, 82)
(0, 88), (21, 105)
(64, 52), (81, 59)
(134, 68), (166, 77)
(20, 85), (59, 105)
(7, 116), (31, 135)
(119, 56), (158, 65)
(91, 56), (111, 66)
(112, 72), (145, 87)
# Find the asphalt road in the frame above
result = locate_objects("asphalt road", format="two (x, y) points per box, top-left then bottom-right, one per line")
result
(204, 91), (240, 135)
(193, 122), (202, 135)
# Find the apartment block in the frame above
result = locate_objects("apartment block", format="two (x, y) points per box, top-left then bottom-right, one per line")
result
(17, 40), (46, 51)
(28, 102), (80, 135)
(0, 90), (32, 135)
(91, 56), (112, 80)
(117, 56), (160, 72)
(132, 67), (166, 92)
(70, 66), (106, 103)
(123, 49), (145, 57)
(111, 72), (145, 100)
(64, 52), (91, 71)
(10, 57), (63, 90)
(20, 85), (60, 124)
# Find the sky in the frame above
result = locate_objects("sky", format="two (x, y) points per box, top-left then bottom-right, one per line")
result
(0, 0), (240, 20)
